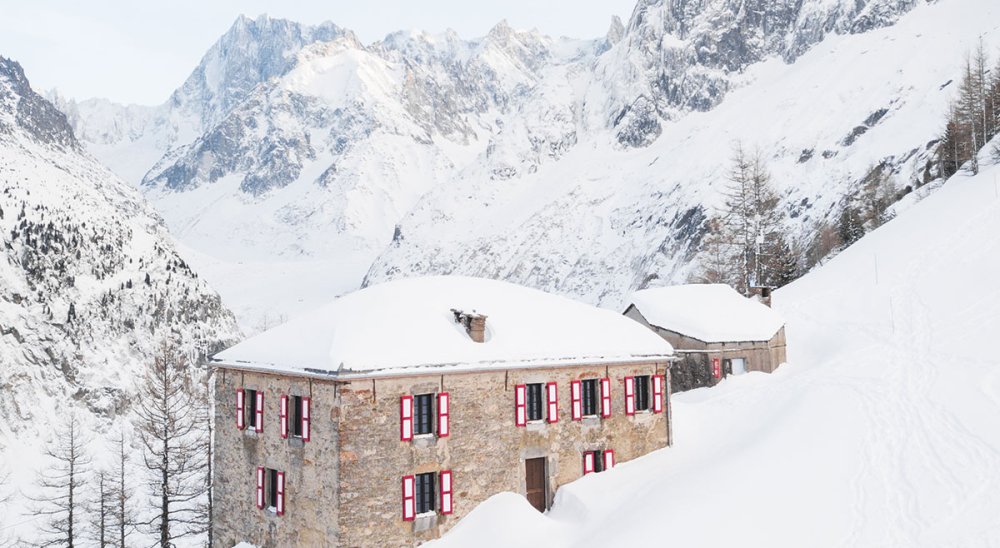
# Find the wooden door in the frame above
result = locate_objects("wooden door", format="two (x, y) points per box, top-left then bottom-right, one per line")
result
(525, 457), (547, 512)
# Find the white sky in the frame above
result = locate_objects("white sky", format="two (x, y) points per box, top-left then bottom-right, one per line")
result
(0, 0), (638, 105)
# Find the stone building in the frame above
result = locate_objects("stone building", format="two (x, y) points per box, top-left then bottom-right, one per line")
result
(210, 276), (674, 547)
(624, 284), (786, 392)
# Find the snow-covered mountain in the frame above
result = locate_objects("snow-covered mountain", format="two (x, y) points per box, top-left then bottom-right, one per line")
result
(0, 55), (239, 507)
(59, 0), (986, 331)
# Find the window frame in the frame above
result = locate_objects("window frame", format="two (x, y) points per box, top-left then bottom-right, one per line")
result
(634, 375), (651, 412)
(266, 468), (279, 510)
(291, 395), (304, 438)
(245, 388), (259, 429)
(525, 383), (544, 422)
(581, 379), (600, 417)
(413, 393), (435, 436)
(415, 472), (437, 515)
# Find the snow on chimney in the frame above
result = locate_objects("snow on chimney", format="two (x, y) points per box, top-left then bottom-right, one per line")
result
(451, 309), (488, 343)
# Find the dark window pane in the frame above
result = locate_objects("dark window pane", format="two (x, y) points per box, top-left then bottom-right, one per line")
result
(415, 472), (436, 514)
(414, 394), (434, 435)
(582, 379), (599, 416)
(267, 468), (278, 508)
(526, 383), (543, 421)
(292, 395), (303, 437)
(591, 451), (604, 473)
(246, 389), (258, 428)
(634, 376), (650, 411)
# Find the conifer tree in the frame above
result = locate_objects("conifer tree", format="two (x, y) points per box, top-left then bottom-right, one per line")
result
(28, 413), (92, 548)
(136, 340), (207, 547)
(717, 143), (783, 294)
(110, 429), (137, 548)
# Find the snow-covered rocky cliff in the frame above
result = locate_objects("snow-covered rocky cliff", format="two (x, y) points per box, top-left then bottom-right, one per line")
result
(0, 55), (239, 454)
(59, 0), (994, 329)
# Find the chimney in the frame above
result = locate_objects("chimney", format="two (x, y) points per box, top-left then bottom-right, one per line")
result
(451, 309), (488, 343)
(749, 286), (773, 307)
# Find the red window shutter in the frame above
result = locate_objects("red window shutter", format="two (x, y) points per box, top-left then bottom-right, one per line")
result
(583, 452), (595, 475)
(402, 475), (416, 521)
(279, 395), (289, 439)
(438, 392), (450, 437)
(604, 449), (616, 470)
(600, 378), (612, 418)
(652, 375), (664, 413)
(302, 397), (311, 442)
(546, 382), (558, 423)
(571, 380), (582, 420)
(236, 388), (245, 430)
(514, 384), (527, 427)
(255, 391), (264, 433)
(400, 395), (413, 441)
(276, 471), (286, 516)
(624, 376), (635, 416)
(440, 470), (454, 515)
(255, 466), (265, 509)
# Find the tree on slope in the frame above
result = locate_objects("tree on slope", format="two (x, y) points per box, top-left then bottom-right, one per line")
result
(110, 429), (138, 548)
(89, 470), (113, 547)
(710, 143), (784, 294)
(136, 340), (208, 547)
(0, 467), (14, 548)
(27, 413), (92, 548)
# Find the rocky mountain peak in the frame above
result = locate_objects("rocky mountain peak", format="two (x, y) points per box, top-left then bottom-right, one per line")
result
(606, 15), (626, 46)
(0, 56), (80, 151)
(168, 14), (352, 129)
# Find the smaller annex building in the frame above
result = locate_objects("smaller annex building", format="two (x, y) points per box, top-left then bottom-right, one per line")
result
(210, 276), (674, 547)
(624, 284), (786, 392)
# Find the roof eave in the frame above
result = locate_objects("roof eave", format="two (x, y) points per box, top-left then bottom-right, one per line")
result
(211, 353), (676, 382)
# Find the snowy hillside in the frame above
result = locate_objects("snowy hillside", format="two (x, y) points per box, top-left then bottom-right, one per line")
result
(428, 141), (1000, 547)
(56, 0), (957, 331)
(0, 56), (240, 538)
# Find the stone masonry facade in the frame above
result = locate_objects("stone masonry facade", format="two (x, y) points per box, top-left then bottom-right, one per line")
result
(624, 306), (787, 392)
(213, 360), (672, 547)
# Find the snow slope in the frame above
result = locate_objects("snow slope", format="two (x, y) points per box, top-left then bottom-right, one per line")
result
(430, 153), (1000, 546)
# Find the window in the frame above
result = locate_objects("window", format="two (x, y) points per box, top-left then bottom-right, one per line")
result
(246, 388), (259, 430)
(291, 395), (304, 437)
(581, 379), (599, 416)
(583, 450), (615, 475)
(403, 471), (453, 520)
(414, 394), (434, 436)
(526, 383), (543, 422)
(415, 472), (436, 514)
(256, 467), (285, 515)
(634, 375), (651, 412)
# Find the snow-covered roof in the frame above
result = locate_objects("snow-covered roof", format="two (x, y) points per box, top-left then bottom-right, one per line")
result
(628, 284), (784, 343)
(212, 276), (673, 379)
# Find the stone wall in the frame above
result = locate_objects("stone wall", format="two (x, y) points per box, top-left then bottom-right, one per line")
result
(213, 360), (670, 547)
(212, 368), (342, 548)
(336, 361), (669, 546)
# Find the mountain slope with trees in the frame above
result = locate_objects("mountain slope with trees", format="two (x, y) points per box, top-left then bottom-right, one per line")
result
(0, 56), (240, 543)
